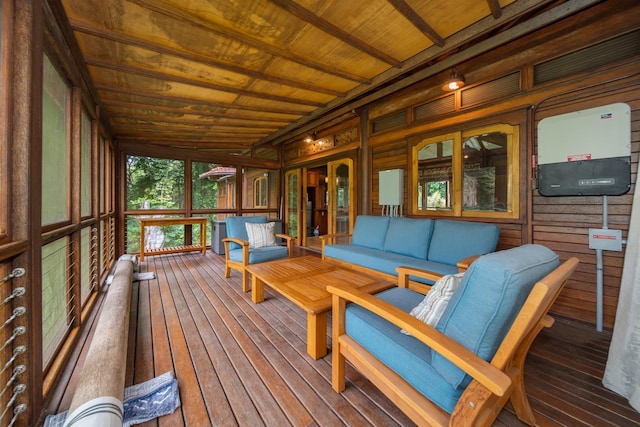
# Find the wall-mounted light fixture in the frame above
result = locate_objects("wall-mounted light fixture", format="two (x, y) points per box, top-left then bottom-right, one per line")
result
(441, 69), (465, 91)
(304, 131), (317, 143)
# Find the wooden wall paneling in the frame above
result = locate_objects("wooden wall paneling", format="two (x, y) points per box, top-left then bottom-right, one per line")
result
(531, 87), (639, 327)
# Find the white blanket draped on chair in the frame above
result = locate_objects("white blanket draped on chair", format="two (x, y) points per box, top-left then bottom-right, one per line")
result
(603, 185), (640, 413)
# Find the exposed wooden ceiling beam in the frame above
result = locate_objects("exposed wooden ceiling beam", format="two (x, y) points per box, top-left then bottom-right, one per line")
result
(113, 127), (272, 139)
(109, 114), (284, 129)
(101, 99), (293, 123)
(386, 0), (445, 47)
(86, 58), (325, 108)
(69, 23), (345, 97)
(95, 85), (311, 116)
(268, 0), (402, 67)
(129, 0), (372, 84)
(118, 135), (258, 145)
(487, 0), (503, 18)
(110, 117), (280, 132)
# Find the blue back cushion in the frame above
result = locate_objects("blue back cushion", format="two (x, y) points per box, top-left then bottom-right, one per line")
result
(383, 217), (434, 259)
(226, 216), (268, 250)
(427, 220), (500, 265)
(433, 244), (560, 388)
(351, 215), (390, 250)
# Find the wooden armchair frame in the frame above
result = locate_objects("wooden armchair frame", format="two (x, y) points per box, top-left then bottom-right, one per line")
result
(328, 257), (579, 426)
(222, 234), (294, 292)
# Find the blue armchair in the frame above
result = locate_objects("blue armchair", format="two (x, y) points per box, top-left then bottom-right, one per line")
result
(328, 244), (578, 426)
(222, 216), (294, 292)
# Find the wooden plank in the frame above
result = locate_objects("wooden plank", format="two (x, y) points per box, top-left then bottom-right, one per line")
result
(187, 254), (410, 426)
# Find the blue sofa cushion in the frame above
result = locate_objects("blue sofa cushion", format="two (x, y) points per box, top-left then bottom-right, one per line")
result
(324, 244), (458, 283)
(227, 245), (289, 264)
(350, 215), (390, 250)
(383, 217), (434, 259)
(427, 220), (500, 265)
(226, 216), (268, 250)
(433, 244), (560, 389)
(346, 287), (464, 413)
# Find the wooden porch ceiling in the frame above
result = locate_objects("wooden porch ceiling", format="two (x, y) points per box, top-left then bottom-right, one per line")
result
(58, 0), (590, 154)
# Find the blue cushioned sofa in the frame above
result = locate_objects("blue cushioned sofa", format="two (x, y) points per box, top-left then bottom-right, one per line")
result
(322, 215), (500, 283)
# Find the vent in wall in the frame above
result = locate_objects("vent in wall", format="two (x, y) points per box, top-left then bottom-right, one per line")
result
(371, 110), (407, 133)
(414, 94), (455, 122)
(534, 30), (640, 85)
(461, 71), (520, 108)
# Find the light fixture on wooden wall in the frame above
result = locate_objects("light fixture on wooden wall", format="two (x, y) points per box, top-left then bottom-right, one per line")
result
(304, 131), (317, 143)
(442, 68), (465, 91)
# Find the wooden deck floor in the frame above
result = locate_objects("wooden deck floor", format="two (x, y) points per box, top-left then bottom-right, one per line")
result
(47, 248), (640, 426)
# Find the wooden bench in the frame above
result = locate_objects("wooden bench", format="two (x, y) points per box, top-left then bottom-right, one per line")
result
(138, 217), (207, 261)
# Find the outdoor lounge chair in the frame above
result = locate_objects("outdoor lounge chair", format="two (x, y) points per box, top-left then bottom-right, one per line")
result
(222, 216), (294, 292)
(328, 244), (579, 426)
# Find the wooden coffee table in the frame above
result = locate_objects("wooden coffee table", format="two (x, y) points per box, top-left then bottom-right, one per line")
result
(246, 256), (393, 360)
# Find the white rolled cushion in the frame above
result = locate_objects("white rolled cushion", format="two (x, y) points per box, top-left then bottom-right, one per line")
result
(402, 273), (464, 334)
(245, 222), (276, 248)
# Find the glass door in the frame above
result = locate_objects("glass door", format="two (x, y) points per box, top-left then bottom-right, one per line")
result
(284, 169), (301, 244)
(327, 159), (354, 239)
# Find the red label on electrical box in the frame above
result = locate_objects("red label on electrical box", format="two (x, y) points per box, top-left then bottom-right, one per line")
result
(593, 234), (616, 240)
(567, 153), (592, 161)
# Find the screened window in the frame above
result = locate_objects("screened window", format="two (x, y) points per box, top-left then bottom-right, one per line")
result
(192, 162), (235, 209)
(254, 176), (268, 208)
(80, 110), (92, 217)
(126, 155), (184, 210)
(242, 168), (277, 209)
(42, 55), (70, 226)
(412, 124), (519, 218)
(0, 0), (5, 239)
(42, 237), (72, 367)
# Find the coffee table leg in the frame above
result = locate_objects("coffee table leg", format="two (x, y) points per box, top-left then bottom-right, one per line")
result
(307, 312), (328, 360)
(252, 275), (265, 303)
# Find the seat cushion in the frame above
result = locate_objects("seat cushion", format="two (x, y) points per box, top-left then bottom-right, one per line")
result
(350, 215), (390, 250)
(226, 216), (268, 250)
(323, 244), (458, 283)
(383, 217), (434, 259)
(427, 220), (500, 265)
(345, 287), (464, 413)
(433, 244), (560, 388)
(227, 245), (289, 264)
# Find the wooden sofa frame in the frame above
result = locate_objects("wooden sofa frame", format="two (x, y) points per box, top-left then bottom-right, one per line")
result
(328, 257), (579, 426)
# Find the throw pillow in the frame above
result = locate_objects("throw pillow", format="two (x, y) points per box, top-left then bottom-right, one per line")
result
(401, 273), (464, 335)
(245, 222), (277, 248)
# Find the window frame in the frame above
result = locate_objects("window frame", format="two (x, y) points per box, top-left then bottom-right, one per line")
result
(254, 175), (268, 208)
(410, 122), (520, 219)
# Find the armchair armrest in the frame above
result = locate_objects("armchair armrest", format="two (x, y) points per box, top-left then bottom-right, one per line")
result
(327, 283), (512, 397)
(396, 266), (442, 293)
(221, 237), (249, 247)
(457, 255), (480, 272)
(275, 233), (295, 257)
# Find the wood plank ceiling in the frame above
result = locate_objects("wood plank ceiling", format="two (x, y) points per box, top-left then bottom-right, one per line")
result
(58, 0), (572, 155)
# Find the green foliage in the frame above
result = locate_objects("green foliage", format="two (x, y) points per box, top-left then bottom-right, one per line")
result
(426, 181), (448, 208)
(191, 162), (218, 209)
(125, 157), (219, 252)
(126, 156), (185, 210)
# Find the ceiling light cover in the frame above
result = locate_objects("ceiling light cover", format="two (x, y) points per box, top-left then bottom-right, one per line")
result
(442, 69), (465, 91)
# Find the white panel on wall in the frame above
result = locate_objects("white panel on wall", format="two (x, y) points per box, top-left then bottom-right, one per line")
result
(379, 169), (403, 206)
